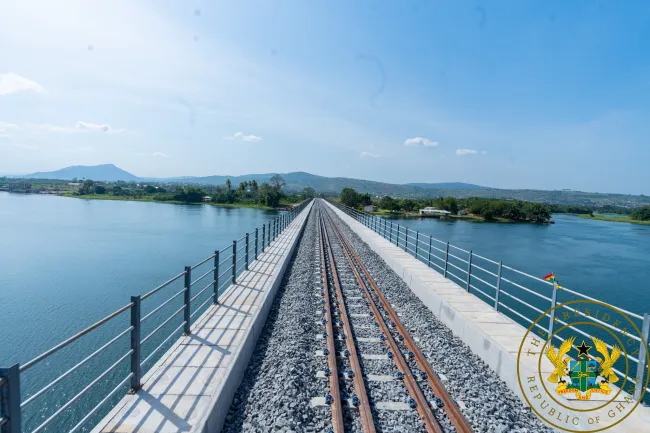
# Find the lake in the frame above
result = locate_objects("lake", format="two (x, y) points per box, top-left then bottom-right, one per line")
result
(0, 192), (282, 431)
(1, 194), (649, 430)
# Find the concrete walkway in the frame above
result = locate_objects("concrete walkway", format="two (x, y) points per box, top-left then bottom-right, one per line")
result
(92, 202), (313, 433)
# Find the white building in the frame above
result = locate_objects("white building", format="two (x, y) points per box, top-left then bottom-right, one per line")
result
(419, 207), (451, 216)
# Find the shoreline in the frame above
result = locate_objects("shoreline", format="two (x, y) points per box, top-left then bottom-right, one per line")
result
(368, 210), (551, 224)
(570, 213), (650, 226)
(60, 193), (278, 211)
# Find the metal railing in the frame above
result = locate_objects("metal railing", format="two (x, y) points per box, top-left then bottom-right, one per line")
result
(329, 201), (650, 402)
(0, 201), (309, 433)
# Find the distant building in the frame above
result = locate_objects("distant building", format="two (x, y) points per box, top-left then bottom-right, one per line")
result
(364, 205), (378, 212)
(419, 207), (451, 216)
(203, 196), (212, 202)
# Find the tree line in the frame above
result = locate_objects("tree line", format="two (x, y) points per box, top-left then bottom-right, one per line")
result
(340, 188), (552, 223)
(74, 175), (316, 207)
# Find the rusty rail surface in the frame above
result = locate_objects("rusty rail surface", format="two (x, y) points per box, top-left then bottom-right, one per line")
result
(323, 203), (475, 433)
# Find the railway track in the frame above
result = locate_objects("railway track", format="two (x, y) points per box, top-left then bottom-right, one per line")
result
(315, 200), (474, 433)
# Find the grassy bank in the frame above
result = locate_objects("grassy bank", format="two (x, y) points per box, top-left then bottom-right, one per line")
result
(573, 213), (650, 225)
(61, 194), (276, 210)
(367, 210), (547, 223)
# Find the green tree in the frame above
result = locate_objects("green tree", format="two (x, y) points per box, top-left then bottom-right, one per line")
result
(302, 186), (316, 199)
(251, 180), (259, 192)
(442, 197), (459, 214)
(340, 188), (360, 207)
(631, 206), (650, 221)
(400, 199), (416, 212)
(225, 179), (232, 190)
(94, 185), (106, 194)
(379, 196), (400, 211)
(78, 179), (95, 195)
(259, 182), (281, 206)
(270, 174), (285, 190)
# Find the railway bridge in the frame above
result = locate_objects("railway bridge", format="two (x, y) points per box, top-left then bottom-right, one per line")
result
(1, 199), (649, 433)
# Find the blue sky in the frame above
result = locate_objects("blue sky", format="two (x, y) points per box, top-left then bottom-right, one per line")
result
(1, 1), (649, 194)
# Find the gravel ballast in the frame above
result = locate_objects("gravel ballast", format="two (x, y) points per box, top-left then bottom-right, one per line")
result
(222, 201), (553, 433)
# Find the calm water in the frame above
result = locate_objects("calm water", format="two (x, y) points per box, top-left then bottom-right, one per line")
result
(382, 214), (650, 312)
(0, 192), (281, 431)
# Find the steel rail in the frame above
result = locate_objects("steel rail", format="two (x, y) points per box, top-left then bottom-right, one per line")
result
(325, 205), (474, 433)
(141, 287), (186, 322)
(324, 209), (442, 433)
(317, 209), (345, 433)
(142, 271), (186, 301)
(320, 212), (376, 433)
(190, 253), (216, 270)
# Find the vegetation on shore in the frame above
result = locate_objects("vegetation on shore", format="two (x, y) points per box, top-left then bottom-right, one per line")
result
(575, 212), (650, 225)
(339, 188), (553, 223)
(63, 175), (315, 209)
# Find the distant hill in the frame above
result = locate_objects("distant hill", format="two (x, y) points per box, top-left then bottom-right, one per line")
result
(10, 164), (650, 208)
(20, 164), (139, 182)
(405, 182), (490, 190)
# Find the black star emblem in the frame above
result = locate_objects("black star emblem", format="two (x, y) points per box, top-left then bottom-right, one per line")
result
(576, 340), (592, 356)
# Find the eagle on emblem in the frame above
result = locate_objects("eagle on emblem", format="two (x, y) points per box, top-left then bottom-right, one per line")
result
(591, 337), (621, 384)
(545, 336), (575, 383)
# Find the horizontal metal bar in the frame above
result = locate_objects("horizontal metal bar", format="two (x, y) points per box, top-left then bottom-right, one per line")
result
(219, 244), (231, 254)
(558, 304), (642, 342)
(471, 263), (498, 278)
(469, 284), (496, 302)
(190, 253), (216, 270)
(556, 286), (644, 320)
(190, 280), (214, 303)
(447, 252), (469, 264)
(237, 244), (246, 253)
(449, 244), (470, 254)
(431, 245), (446, 254)
(0, 416), (7, 427)
(218, 266), (233, 280)
(554, 318), (641, 364)
(500, 276), (552, 302)
(141, 305), (185, 345)
(447, 271), (465, 284)
(470, 274), (497, 290)
(427, 258), (445, 271)
(0, 376), (6, 386)
(190, 295), (213, 319)
(471, 252), (500, 265)
(498, 302), (536, 326)
(21, 325), (133, 409)
(236, 254), (246, 263)
(141, 322), (186, 366)
(141, 271), (187, 300)
(447, 261), (468, 275)
(30, 349), (133, 433)
(499, 289), (547, 316)
(141, 288), (187, 322)
(236, 235), (246, 242)
(68, 372), (134, 433)
(219, 255), (233, 267)
(21, 302), (134, 372)
(191, 266), (215, 287)
(406, 246), (417, 255)
(502, 265), (554, 286)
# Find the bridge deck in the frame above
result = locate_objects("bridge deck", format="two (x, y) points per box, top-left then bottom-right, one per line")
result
(324, 200), (650, 433)
(92, 202), (313, 433)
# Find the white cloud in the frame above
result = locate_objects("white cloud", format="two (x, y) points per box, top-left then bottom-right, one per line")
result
(456, 149), (478, 156)
(360, 151), (380, 158)
(0, 141), (38, 150)
(404, 137), (439, 147)
(223, 132), (263, 142)
(26, 121), (121, 134)
(152, 151), (170, 158)
(0, 73), (43, 96)
(0, 121), (20, 133)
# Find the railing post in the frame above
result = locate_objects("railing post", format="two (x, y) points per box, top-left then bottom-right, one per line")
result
(213, 251), (219, 304)
(427, 236), (432, 267)
(232, 241), (237, 283)
(267, 220), (271, 246)
(255, 228), (259, 260)
(494, 262), (502, 311)
(396, 224), (400, 248)
(245, 233), (249, 270)
(183, 267), (191, 334)
(262, 224), (266, 252)
(444, 242), (450, 278)
(129, 295), (142, 391)
(389, 222), (392, 244)
(634, 313), (650, 400)
(415, 231), (419, 259)
(466, 250), (472, 292)
(0, 364), (21, 433)
(547, 281), (559, 337)
(404, 227), (409, 252)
